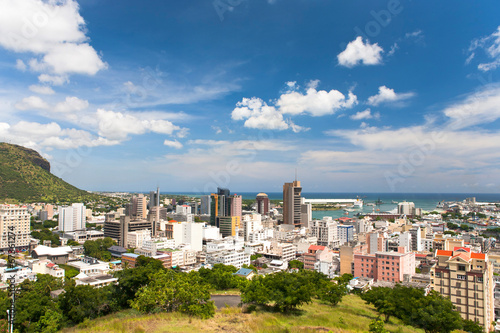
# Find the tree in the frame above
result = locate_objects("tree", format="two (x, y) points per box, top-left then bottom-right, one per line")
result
(462, 319), (484, 333)
(241, 271), (315, 312)
(319, 282), (347, 306)
(334, 273), (353, 285)
(288, 259), (304, 270)
(369, 317), (387, 333)
(135, 256), (164, 270)
(447, 222), (459, 230)
(83, 237), (115, 261)
(411, 291), (462, 333)
(111, 265), (157, 309)
(36, 308), (63, 333)
(460, 224), (472, 232)
(58, 282), (113, 325)
(131, 270), (215, 318)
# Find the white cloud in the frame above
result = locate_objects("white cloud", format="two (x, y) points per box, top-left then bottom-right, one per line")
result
(163, 140), (183, 149)
(337, 37), (384, 67)
(468, 26), (500, 72)
(29, 84), (54, 95)
(15, 95), (49, 110)
(96, 109), (187, 140)
(277, 82), (357, 116)
(0, 120), (118, 150)
(38, 74), (69, 86)
(232, 97), (290, 131)
(367, 86), (415, 106)
(0, 0), (107, 81)
(232, 81), (355, 131)
(350, 108), (379, 120)
(54, 96), (89, 113)
(15, 59), (26, 71)
(442, 85), (500, 129)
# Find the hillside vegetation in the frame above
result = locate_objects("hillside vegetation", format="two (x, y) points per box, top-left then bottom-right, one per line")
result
(64, 295), (427, 333)
(0, 142), (99, 203)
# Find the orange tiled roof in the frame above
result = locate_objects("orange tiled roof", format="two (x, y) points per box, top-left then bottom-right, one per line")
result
(471, 252), (486, 259)
(309, 245), (327, 251)
(453, 247), (470, 252)
(450, 253), (470, 261)
(436, 250), (453, 257)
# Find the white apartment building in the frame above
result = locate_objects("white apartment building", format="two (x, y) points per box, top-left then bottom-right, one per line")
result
(127, 229), (151, 249)
(421, 237), (434, 252)
(205, 250), (250, 268)
(141, 238), (176, 254)
(242, 213), (263, 241)
(202, 225), (220, 240)
(0, 204), (31, 250)
(67, 257), (110, 276)
(310, 217), (339, 248)
(176, 205), (192, 215)
(167, 222), (203, 252)
(248, 228), (274, 243)
(206, 237), (244, 253)
(399, 232), (412, 253)
(58, 203), (86, 232)
(266, 242), (296, 262)
(28, 259), (65, 279)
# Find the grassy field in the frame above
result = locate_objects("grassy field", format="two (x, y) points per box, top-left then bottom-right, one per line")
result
(62, 294), (429, 333)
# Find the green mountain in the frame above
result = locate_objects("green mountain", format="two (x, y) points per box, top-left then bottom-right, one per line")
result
(0, 142), (99, 203)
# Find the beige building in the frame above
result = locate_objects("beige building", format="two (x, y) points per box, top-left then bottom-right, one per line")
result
(0, 204), (31, 250)
(431, 248), (494, 331)
(283, 180), (302, 227)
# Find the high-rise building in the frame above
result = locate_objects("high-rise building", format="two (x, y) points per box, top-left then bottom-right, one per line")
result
(217, 187), (231, 216)
(0, 204), (31, 250)
(200, 195), (211, 215)
(283, 180), (302, 227)
(431, 248), (494, 331)
(300, 198), (312, 227)
(256, 193), (270, 215)
(149, 188), (160, 210)
(216, 216), (241, 238)
(409, 225), (423, 252)
(130, 194), (147, 219)
(58, 203), (86, 232)
(230, 194), (242, 220)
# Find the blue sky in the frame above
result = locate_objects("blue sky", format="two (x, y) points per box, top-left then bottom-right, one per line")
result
(1, 0), (500, 193)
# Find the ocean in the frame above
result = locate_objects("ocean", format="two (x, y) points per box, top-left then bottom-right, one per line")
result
(169, 192), (500, 220)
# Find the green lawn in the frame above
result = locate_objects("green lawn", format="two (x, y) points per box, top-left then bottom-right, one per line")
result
(62, 294), (433, 333)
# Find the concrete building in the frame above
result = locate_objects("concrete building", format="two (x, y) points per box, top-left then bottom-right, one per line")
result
(399, 232), (412, 253)
(127, 229), (152, 249)
(283, 180), (302, 227)
(367, 232), (386, 254)
(431, 248), (494, 331)
(205, 250), (250, 268)
(398, 201), (415, 216)
(62, 230), (104, 244)
(200, 195), (211, 215)
(29, 259), (65, 279)
(310, 217), (339, 248)
(337, 225), (354, 245)
(58, 203), (86, 232)
(67, 256), (110, 276)
(256, 193), (270, 215)
(176, 205), (192, 215)
(0, 204), (31, 250)
(103, 215), (151, 247)
(163, 221), (203, 251)
(130, 194), (147, 219)
(409, 226), (423, 252)
(31, 245), (74, 265)
(300, 198), (312, 228)
(216, 216), (241, 238)
(230, 194), (242, 220)
(242, 213), (262, 241)
(354, 248), (416, 283)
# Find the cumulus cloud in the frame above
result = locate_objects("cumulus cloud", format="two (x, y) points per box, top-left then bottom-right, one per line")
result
(163, 140), (183, 149)
(29, 84), (54, 95)
(350, 108), (379, 120)
(232, 80), (355, 131)
(38, 74), (69, 86)
(232, 97), (290, 131)
(15, 95), (49, 110)
(468, 26), (500, 72)
(0, 120), (118, 150)
(0, 0), (107, 82)
(337, 37), (384, 67)
(96, 109), (187, 140)
(54, 96), (89, 113)
(367, 86), (415, 106)
(277, 84), (357, 116)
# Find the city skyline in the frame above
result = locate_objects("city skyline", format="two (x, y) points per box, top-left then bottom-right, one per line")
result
(0, 1), (500, 193)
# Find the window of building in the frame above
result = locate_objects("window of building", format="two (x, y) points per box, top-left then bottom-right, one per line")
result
(458, 265), (466, 271)
(435, 272), (441, 278)
(477, 277), (483, 283)
(457, 275), (466, 281)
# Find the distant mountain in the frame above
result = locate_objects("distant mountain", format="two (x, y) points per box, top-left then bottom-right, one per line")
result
(0, 142), (99, 203)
